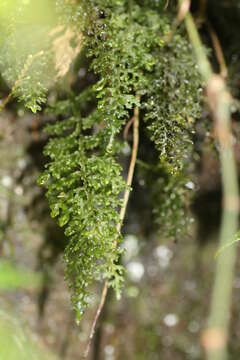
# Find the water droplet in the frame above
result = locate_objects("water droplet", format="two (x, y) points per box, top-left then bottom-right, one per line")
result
(163, 313), (179, 327)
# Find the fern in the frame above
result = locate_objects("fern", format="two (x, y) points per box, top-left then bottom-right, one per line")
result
(142, 29), (202, 239)
(1, 0), (203, 319)
(0, 0), (78, 112)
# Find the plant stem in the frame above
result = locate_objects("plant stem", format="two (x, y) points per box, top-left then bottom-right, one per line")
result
(83, 102), (140, 359)
(181, 4), (239, 360)
(83, 281), (108, 359)
(207, 22), (228, 79)
(117, 104), (139, 232)
(0, 93), (12, 113)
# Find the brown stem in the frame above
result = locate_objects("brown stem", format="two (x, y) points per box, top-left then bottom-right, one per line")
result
(207, 22), (228, 79)
(83, 101), (140, 359)
(117, 104), (140, 233)
(92, 291), (111, 360)
(83, 282), (108, 359)
(0, 93), (13, 113)
(196, 0), (207, 24)
(164, 0), (169, 10)
(163, 0), (190, 42)
(123, 116), (134, 140)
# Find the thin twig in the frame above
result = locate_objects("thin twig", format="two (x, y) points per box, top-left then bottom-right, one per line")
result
(163, 0), (190, 42)
(196, 0), (207, 25)
(83, 101), (140, 359)
(199, 0), (207, 17)
(207, 22), (228, 79)
(123, 116), (134, 140)
(164, 0), (169, 10)
(195, 1), (228, 79)
(117, 104), (139, 232)
(195, 0), (228, 78)
(83, 282), (108, 359)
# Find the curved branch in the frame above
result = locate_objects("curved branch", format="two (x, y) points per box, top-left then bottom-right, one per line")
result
(207, 22), (228, 79)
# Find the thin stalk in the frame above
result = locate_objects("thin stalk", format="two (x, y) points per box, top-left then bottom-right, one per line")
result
(207, 22), (228, 79)
(83, 102), (140, 359)
(83, 281), (108, 359)
(0, 93), (13, 113)
(180, 4), (239, 360)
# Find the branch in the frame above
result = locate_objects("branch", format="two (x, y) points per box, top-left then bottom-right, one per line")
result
(123, 116), (134, 140)
(118, 104), (140, 233)
(83, 101), (140, 359)
(180, 2), (239, 359)
(207, 22), (228, 79)
(0, 93), (12, 114)
(83, 282), (108, 359)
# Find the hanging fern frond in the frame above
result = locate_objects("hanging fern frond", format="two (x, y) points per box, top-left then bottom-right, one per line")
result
(1, 0), (203, 319)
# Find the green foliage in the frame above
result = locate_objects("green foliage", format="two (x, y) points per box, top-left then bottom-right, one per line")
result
(143, 32), (202, 174)
(142, 30), (202, 238)
(0, 310), (58, 360)
(0, 261), (42, 290)
(38, 92), (126, 319)
(0, 0), (57, 112)
(152, 172), (194, 239)
(2, 0), (202, 319)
